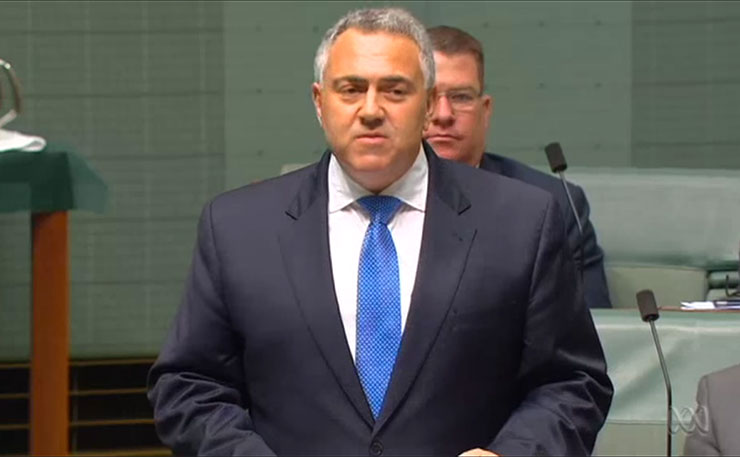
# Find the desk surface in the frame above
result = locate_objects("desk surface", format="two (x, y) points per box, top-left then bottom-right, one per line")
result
(592, 309), (740, 455)
(593, 309), (740, 424)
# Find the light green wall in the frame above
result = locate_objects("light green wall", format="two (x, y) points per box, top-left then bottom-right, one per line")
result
(224, 1), (634, 189)
(0, 1), (224, 360)
(632, 2), (740, 168)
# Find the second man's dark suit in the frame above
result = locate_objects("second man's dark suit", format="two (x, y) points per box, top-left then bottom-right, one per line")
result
(148, 145), (613, 455)
(480, 152), (612, 309)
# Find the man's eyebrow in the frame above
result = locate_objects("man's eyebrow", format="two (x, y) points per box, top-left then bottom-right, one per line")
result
(378, 76), (413, 85)
(445, 85), (478, 92)
(330, 75), (414, 88)
(331, 76), (368, 88)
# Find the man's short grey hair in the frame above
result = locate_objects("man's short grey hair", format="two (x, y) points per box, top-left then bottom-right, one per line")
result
(313, 7), (435, 89)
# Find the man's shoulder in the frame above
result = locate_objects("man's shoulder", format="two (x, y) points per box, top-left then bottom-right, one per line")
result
(700, 363), (740, 451)
(481, 153), (572, 193)
(481, 152), (588, 208)
(440, 155), (555, 212)
(704, 363), (740, 395)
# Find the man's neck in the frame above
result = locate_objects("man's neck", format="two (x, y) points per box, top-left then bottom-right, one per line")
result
(337, 146), (424, 194)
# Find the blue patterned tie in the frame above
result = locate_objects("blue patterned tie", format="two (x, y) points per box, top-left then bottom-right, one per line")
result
(356, 195), (403, 419)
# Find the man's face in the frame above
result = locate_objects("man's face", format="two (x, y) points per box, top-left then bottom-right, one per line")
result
(312, 29), (434, 192)
(424, 51), (492, 167)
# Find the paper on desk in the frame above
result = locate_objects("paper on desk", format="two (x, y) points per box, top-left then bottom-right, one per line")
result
(681, 301), (740, 310)
(681, 301), (716, 310)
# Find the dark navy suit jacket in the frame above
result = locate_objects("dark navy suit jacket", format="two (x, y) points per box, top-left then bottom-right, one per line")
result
(148, 145), (613, 456)
(480, 153), (612, 309)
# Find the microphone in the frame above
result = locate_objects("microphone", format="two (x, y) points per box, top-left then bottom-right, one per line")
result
(544, 142), (584, 272)
(636, 289), (673, 457)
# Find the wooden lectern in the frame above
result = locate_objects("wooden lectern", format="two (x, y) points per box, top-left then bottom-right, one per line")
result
(0, 146), (107, 455)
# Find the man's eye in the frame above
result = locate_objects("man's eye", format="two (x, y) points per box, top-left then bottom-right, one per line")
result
(450, 93), (474, 103)
(338, 85), (365, 96)
(385, 88), (407, 99)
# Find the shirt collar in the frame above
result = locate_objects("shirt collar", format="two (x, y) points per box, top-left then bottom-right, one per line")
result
(328, 143), (428, 213)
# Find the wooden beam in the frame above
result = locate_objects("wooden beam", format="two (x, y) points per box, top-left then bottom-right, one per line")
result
(31, 211), (69, 456)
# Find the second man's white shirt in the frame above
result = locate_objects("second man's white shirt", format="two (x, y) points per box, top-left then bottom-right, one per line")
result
(327, 145), (428, 361)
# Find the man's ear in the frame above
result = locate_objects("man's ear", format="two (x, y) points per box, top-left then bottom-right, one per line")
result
(312, 82), (323, 126)
(424, 86), (438, 130)
(481, 93), (493, 128)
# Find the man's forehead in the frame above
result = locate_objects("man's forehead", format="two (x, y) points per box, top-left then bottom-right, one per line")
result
(434, 51), (478, 73)
(434, 77), (480, 92)
(433, 52), (481, 90)
(434, 50), (477, 64)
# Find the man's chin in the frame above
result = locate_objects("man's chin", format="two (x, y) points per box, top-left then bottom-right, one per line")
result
(341, 160), (401, 192)
(348, 158), (393, 174)
(427, 142), (462, 161)
(335, 150), (390, 174)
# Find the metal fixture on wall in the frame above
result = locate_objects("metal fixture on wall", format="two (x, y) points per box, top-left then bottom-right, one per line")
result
(0, 58), (23, 129)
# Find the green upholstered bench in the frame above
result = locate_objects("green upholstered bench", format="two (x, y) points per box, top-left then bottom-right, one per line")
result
(708, 270), (739, 288)
(707, 270), (739, 300)
(563, 167), (740, 308)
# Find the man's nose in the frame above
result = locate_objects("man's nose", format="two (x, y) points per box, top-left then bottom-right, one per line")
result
(359, 89), (384, 128)
(432, 94), (455, 126)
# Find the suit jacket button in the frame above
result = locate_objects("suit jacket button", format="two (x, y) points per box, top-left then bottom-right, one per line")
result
(369, 440), (383, 456)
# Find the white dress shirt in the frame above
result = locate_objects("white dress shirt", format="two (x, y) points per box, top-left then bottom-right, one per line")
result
(328, 145), (428, 361)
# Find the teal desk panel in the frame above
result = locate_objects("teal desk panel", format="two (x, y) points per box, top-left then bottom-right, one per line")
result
(593, 309), (740, 455)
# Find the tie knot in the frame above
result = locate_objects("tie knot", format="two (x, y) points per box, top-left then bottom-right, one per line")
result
(358, 195), (402, 225)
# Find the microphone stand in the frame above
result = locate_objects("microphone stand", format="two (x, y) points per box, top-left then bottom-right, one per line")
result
(637, 289), (673, 457)
(648, 319), (672, 457)
(556, 170), (583, 236)
(544, 143), (584, 278)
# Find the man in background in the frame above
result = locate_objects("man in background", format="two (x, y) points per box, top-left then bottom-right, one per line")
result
(148, 8), (612, 456)
(684, 363), (740, 456)
(424, 25), (612, 309)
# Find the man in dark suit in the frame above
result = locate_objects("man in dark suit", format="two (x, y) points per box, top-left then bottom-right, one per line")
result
(424, 26), (612, 309)
(148, 8), (612, 456)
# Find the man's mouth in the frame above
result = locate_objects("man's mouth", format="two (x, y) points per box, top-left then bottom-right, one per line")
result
(356, 134), (388, 144)
(427, 134), (459, 141)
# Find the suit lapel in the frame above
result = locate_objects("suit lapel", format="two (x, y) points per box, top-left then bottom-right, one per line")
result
(373, 147), (477, 434)
(278, 152), (374, 428)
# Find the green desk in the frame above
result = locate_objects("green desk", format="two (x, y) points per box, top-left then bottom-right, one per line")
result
(593, 309), (740, 456)
(0, 145), (106, 456)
